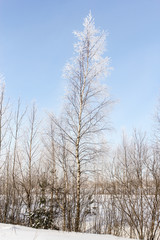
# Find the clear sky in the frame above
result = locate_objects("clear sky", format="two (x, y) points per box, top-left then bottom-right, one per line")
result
(0, 0), (160, 143)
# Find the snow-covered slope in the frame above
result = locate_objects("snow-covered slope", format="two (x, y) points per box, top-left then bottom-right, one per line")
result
(0, 223), (134, 240)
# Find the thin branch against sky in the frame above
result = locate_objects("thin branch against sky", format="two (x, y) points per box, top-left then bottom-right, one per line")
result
(0, 0), (159, 143)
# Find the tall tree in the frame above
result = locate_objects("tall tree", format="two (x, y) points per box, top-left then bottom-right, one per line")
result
(52, 12), (112, 232)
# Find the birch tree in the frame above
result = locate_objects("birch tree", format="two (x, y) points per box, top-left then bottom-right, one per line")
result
(52, 12), (112, 232)
(21, 104), (39, 226)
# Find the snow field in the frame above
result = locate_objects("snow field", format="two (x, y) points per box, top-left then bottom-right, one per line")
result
(0, 223), (135, 240)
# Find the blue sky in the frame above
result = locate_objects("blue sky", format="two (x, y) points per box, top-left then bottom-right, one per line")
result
(0, 0), (160, 143)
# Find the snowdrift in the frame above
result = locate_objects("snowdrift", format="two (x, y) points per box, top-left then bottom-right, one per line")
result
(0, 223), (134, 240)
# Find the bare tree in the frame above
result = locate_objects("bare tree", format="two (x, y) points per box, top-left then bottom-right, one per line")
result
(0, 79), (12, 223)
(20, 103), (39, 226)
(51, 12), (112, 232)
(107, 130), (160, 240)
(10, 99), (26, 223)
(0, 79), (10, 155)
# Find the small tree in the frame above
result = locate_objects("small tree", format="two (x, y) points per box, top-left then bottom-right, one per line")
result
(19, 104), (40, 226)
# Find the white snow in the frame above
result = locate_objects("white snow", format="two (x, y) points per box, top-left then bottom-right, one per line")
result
(0, 223), (134, 240)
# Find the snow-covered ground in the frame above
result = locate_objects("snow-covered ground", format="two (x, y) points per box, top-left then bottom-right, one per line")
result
(0, 223), (134, 240)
